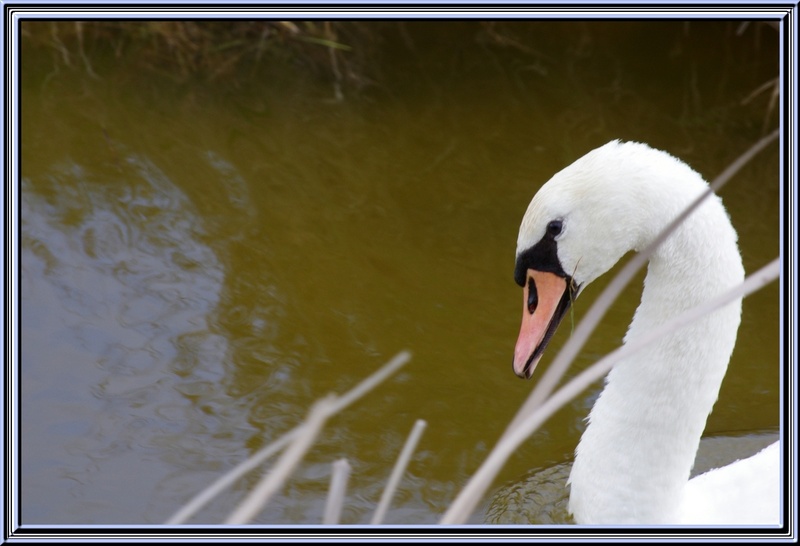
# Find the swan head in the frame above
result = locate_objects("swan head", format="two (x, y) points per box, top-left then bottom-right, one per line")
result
(512, 140), (672, 378)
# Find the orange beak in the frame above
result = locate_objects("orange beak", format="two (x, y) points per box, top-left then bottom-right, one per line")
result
(513, 269), (574, 379)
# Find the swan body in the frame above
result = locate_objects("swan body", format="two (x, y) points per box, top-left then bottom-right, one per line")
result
(512, 140), (779, 525)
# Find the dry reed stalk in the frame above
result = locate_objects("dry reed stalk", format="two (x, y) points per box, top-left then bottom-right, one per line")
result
(440, 130), (779, 523)
(323, 459), (351, 524)
(371, 419), (428, 524)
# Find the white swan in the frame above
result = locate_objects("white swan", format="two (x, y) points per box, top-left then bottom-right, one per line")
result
(512, 140), (780, 525)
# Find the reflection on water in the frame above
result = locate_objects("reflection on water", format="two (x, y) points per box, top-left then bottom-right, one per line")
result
(21, 153), (236, 522)
(19, 21), (780, 525)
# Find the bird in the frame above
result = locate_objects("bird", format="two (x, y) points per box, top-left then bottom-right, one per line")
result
(511, 140), (779, 525)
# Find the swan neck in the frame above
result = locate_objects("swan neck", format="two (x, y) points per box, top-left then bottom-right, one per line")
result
(567, 188), (744, 524)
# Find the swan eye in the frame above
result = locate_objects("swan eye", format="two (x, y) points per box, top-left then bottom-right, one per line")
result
(527, 277), (538, 314)
(547, 220), (563, 237)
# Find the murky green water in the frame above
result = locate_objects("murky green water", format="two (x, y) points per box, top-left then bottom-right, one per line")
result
(19, 21), (780, 525)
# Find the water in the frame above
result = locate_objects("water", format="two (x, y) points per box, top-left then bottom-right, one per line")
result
(18, 21), (780, 525)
